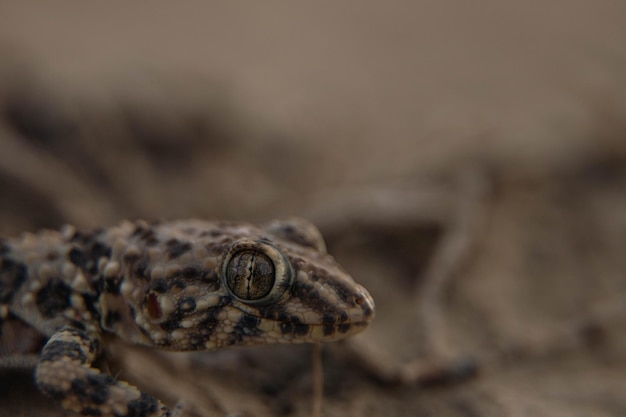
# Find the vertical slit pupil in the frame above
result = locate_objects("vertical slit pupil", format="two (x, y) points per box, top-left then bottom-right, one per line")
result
(227, 249), (275, 300)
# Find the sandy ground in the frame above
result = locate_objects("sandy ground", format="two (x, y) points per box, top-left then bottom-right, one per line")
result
(0, 2), (626, 416)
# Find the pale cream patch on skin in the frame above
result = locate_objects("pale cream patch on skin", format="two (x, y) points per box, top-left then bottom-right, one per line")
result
(164, 264), (181, 278)
(71, 271), (90, 292)
(147, 247), (163, 262)
(21, 292), (34, 305)
(70, 294), (85, 310)
(158, 295), (176, 317)
(120, 280), (135, 298)
(124, 245), (141, 259)
(103, 261), (120, 278)
(150, 266), (165, 280)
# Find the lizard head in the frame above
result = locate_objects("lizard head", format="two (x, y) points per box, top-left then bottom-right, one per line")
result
(109, 219), (375, 351)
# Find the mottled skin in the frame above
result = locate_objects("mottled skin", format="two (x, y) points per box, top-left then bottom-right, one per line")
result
(0, 218), (375, 417)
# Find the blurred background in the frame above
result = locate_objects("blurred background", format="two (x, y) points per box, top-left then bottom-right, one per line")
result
(0, 2), (625, 416)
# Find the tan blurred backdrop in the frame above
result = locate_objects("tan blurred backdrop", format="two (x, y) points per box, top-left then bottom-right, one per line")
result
(0, 2), (626, 417)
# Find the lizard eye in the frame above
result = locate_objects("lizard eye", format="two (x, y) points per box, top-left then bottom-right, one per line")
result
(221, 239), (293, 305)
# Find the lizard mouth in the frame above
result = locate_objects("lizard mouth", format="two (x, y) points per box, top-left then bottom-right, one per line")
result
(235, 318), (372, 347)
(227, 284), (375, 345)
(265, 290), (375, 343)
(308, 319), (372, 341)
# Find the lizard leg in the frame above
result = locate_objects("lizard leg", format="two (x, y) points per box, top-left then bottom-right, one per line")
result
(36, 326), (171, 417)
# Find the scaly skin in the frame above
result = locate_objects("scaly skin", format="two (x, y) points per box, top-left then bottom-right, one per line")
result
(0, 218), (375, 417)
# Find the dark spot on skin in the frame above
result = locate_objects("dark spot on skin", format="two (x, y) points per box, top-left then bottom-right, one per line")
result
(134, 227), (156, 243)
(68, 247), (85, 266)
(278, 315), (308, 336)
(131, 224), (148, 237)
(134, 262), (148, 279)
(182, 265), (201, 278)
(82, 293), (101, 322)
(64, 327), (86, 339)
(166, 238), (191, 259)
(339, 311), (349, 323)
(40, 340), (87, 364)
(151, 279), (168, 293)
(338, 323), (351, 334)
(298, 281), (315, 292)
(160, 319), (180, 332)
(104, 311), (121, 328)
(292, 281), (332, 311)
(293, 323), (310, 336)
(104, 277), (121, 294)
(90, 242), (111, 262)
(123, 251), (141, 263)
(69, 320), (87, 331)
(259, 302), (284, 320)
(200, 269), (219, 285)
(314, 274), (354, 304)
(205, 241), (231, 255)
(323, 324), (335, 336)
(322, 314), (335, 325)
(145, 237), (159, 247)
(71, 373), (114, 405)
(35, 279), (72, 318)
(69, 231), (91, 245)
(71, 231), (86, 243)
(178, 298), (196, 312)
(199, 309), (220, 334)
(84, 242), (112, 274)
(63, 327), (99, 354)
(126, 391), (160, 417)
(171, 279), (185, 288)
(0, 258), (27, 303)
(279, 322), (293, 334)
(219, 295), (232, 306)
(228, 314), (261, 345)
(238, 315), (260, 329)
(340, 290), (357, 306)
(90, 338), (100, 355)
(46, 251), (58, 261)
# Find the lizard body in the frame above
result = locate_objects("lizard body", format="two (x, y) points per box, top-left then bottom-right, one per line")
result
(0, 218), (375, 416)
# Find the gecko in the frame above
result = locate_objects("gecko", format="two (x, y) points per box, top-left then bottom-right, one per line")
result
(0, 218), (375, 417)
